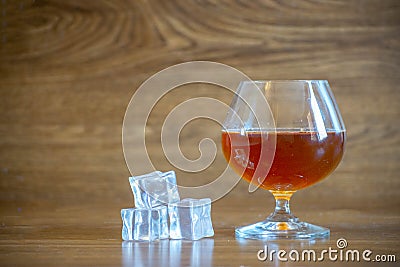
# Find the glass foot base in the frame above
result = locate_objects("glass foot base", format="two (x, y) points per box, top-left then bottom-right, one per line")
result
(235, 220), (330, 240)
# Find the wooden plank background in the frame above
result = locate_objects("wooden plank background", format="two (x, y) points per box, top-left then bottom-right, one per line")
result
(0, 0), (399, 266)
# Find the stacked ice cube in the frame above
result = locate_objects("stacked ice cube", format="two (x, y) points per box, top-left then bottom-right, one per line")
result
(121, 206), (169, 241)
(121, 170), (214, 241)
(169, 198), (214, 240)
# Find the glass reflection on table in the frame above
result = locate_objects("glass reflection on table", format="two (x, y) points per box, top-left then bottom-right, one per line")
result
(122, 239), (214, 267)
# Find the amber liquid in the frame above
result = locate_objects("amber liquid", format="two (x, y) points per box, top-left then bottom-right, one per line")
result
(221, 130), (345, 191)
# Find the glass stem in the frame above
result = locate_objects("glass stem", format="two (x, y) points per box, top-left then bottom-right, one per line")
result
(268, 191), (298, 222)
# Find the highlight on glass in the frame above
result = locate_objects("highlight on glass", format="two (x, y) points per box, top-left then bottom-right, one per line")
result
(221, 80), (346, 239)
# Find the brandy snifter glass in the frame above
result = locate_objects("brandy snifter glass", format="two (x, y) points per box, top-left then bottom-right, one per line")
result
(221, 80), (346, 239)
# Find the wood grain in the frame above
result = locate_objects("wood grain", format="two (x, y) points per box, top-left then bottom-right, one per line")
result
(0, 0), (399, 266)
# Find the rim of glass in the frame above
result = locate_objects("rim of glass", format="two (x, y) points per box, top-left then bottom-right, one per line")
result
(242, 80), (328, 84)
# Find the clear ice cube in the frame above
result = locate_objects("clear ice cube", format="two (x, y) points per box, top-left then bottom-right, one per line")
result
(121, 206), (169, 241)
(168, 198), (214, 240)
(129, 171), (180, 208)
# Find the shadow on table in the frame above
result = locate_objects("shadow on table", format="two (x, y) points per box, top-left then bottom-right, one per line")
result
(122, 239), (214, 267)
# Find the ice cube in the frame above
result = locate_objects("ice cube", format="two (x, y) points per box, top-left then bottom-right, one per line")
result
(168, 198), (214, 240)
(129, 171), (180, 208)
(121, 206), (169, 241)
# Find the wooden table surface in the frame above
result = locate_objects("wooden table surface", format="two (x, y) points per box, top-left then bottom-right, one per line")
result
(0, 0), (399, 266)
